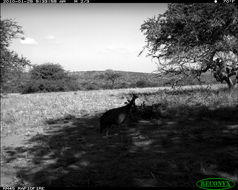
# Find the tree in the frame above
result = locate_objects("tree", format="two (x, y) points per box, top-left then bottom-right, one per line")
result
(96, 70), (121, 89)
(105, 70), (121, 89)
(140, 3), (238, 89)
(30, 63), (68, 80)
(0, 19), (30, 93)
(23, 63), (79, 93)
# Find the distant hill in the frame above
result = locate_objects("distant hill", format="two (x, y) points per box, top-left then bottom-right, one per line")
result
(69, 70), (219, 90)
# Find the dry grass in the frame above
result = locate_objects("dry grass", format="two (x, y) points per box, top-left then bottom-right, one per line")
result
(1, 85), (238, 187)
(1, 90), (129, 137)
(2, 84), (236, 138)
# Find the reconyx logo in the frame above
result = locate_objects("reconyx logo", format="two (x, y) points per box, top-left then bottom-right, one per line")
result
(196, 178), (235, 190)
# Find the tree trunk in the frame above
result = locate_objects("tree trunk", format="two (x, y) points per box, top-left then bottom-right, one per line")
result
(225, 77), (234, 90)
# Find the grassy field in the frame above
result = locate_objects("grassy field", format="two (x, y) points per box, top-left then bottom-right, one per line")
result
(1, 85), (238, 187)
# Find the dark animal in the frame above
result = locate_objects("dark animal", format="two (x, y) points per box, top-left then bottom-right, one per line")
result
(100, 94), (138, 135)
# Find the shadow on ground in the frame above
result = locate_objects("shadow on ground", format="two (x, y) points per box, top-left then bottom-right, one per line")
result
(2, 105), (238, 187)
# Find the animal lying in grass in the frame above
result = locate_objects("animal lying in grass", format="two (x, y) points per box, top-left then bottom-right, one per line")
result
(100, 94), (138, 136)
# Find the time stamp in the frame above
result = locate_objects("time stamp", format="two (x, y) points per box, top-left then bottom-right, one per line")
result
(2, 0), (89, 3)
(2, 0), (235, 2)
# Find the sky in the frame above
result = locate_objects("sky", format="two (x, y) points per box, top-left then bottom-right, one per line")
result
(2, 3), (168, 73)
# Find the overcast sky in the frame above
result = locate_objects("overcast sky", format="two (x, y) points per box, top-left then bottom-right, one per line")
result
(2, 4), (168, 73)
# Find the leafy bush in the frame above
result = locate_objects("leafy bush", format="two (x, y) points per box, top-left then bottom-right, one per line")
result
(22, 79), (63, 93)
(136, 80), (148, 88)
(30, 63), (67, 80)
(22, 63), (80, 93)
(84, 83), (100, 90)
(116, 82), (129, 89)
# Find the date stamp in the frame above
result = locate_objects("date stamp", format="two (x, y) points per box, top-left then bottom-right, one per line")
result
(2, 187), (45, 190)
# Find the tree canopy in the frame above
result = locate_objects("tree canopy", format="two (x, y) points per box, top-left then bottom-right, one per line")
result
(23, 63), (79, 93)
(30, 63), (68, 81)
(96, 70), (121, 89)
(0, 19), (30, 93)
(140, 3), (238, 89)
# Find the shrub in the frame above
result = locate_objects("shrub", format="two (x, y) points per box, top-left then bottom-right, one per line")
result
(22, 63), (81, 93)
(83, 83), (100, 90)
(136, 80), (148, 88)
